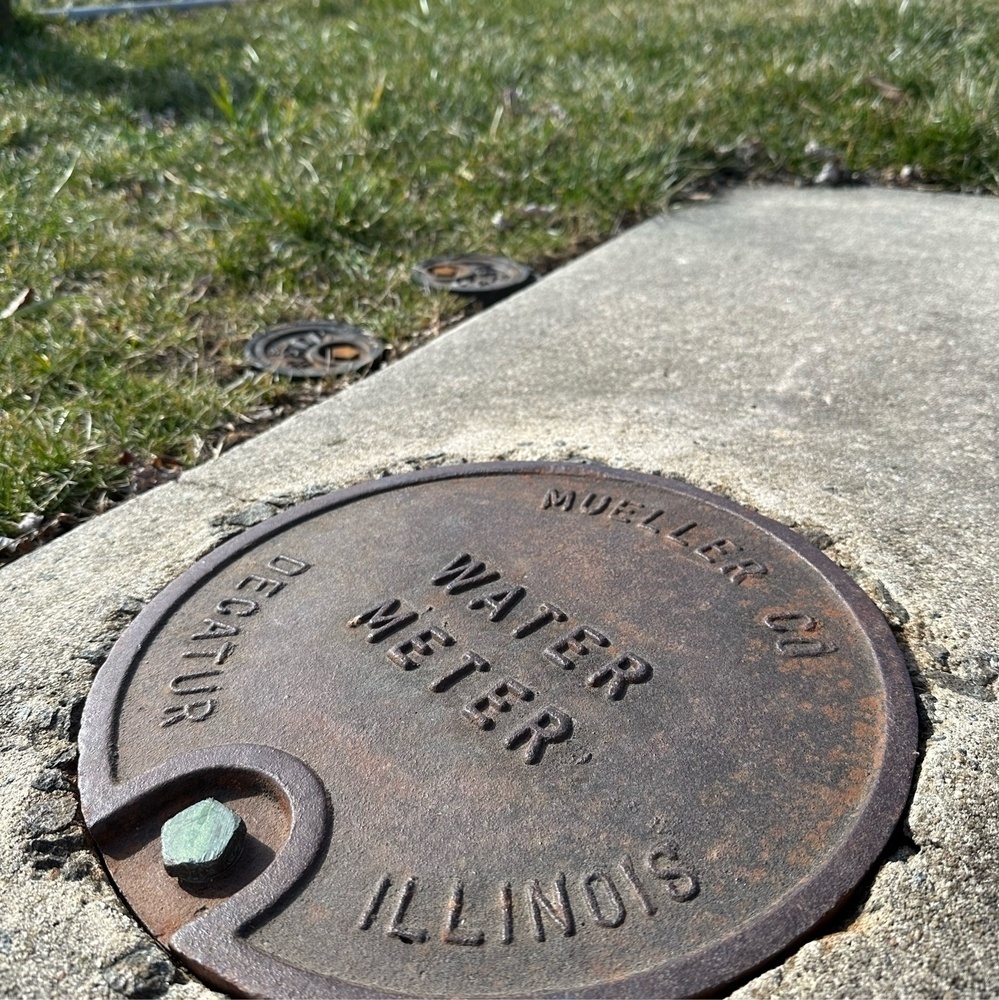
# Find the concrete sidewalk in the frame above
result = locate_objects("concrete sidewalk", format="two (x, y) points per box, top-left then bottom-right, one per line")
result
(1, 186), (996, 998)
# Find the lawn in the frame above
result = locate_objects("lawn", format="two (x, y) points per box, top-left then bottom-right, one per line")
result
(1, 0), (997, 553)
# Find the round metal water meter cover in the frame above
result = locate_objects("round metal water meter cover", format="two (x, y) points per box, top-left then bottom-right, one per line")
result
(244, 320), (383, 378)
(412, 254), (533, 296)
(78, 463), (917, 999)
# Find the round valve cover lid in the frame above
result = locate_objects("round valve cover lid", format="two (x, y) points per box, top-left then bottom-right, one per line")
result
(79, 462), (917, 999)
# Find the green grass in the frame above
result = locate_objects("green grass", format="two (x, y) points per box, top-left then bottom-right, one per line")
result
(1, 0), (997, 541)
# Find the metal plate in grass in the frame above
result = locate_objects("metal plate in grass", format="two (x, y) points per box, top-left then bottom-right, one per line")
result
(78, 462), (917, 998)
(412, 254), (534, 297)
(244, 320), (383, 378)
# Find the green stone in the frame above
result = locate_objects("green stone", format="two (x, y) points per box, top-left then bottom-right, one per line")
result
(160, 798), (246, 882)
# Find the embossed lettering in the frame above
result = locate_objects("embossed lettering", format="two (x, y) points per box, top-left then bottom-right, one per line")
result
(357, 851), (699, 948)
(666, 521), (698, 546)
(764, 612), (817, 632)
(267, 555), (310, 576)
(505, 706), (573, 764)
(182, 641), (235, 666)
(582, 871), (626, 928)
(467, 586), (525, 622)
(349, 599), (419, 643)
(638, 509), (665, 533)
(387, 626), (454, 670)
(511, 603), (568, 639)
(722, 559), (768, 585)
(586, 653), (652, 700)
(695, 538), (739, 563)
(430, 651), (490, 693)
(525, 874), (575, 941)
(777, 636), (836, 657)
(463, 679), (532, 730)
(236, 574), (284, 598)
(386, 877), (427, 943)
(431, 553), (500, 595)
(190, 619), (239, 641)
(579, 493), (611, 516)
(216, 597), (258, 616)
(619, 855), (657, 916)
(160, 700), (215, 728)
(169, 670), (221, 696)
(543, 626), (610, 670)
(441, 881), (484, 946)
(609, 498), (645, 523)
(500, 882), (513, 945)
(541, 489), (575, 511)
(359, 875), (392, 930)
(765, 612), (836, 656)
(647, 848), (699, 902)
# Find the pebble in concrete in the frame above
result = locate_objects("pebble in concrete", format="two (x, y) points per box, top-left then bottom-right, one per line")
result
(102, 945), (175, 999)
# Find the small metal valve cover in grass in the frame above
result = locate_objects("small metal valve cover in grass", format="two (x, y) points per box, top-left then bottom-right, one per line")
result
(161, 798), (246, 882)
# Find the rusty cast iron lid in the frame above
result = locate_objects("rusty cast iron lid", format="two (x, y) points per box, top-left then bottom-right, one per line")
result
(78, 462), (917, 999)
(412, 254), (534, 296)
(244, 320), (383, 378)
